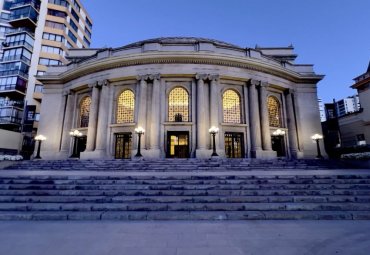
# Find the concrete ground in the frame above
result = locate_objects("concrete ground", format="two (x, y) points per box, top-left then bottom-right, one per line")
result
(0, 221), (369, 255)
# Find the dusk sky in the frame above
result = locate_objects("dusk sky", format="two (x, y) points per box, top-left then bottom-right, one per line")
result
(84, 0), (370, 103)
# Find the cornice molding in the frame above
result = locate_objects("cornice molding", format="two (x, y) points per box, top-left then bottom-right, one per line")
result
(39, 53), (324, 85)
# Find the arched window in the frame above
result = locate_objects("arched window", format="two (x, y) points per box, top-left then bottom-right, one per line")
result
(117, 90), (135, 123)
(223, 89), (241, 123)
(80, 96), (91, 128)
(268, 96), (281, 127)
(168, 87), (189, 122)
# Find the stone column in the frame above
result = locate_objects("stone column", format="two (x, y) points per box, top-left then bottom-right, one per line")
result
(85, 82), (100, 152)
(249, 79), (262, 156)
(95, 80), (110, 155)
(209, 74), (220, 152)
(196, 74), (207, 151)
(150, 74), (161, 155)
(285, 89), (300, 158)
(60, 91), (75, 154)
(137, 75), (148, 148)
(259, 82), (273, 151)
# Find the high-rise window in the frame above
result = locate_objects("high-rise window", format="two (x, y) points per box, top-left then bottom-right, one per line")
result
(80, 96), (91, 127)
(69, 19), (78, 32)
(117, 90), (135, 123)
(68, 30), (77, 43)
(45, 21), (66, 30)
(223, 89), (241, 123)
(43, 32), (65, 43)
(47, 9), (67, 18)
(267, 96), (281, 127)
(168, 87), (189, 122)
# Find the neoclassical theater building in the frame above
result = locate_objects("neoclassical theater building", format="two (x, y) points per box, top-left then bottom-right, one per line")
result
(37, 37), (324, 160)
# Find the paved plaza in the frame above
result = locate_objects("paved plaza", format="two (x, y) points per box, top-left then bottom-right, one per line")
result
(0, 220), (369, 255)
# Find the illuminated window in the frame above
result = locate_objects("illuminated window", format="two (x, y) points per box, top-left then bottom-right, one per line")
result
(223, 90), (241, 123)
(168, 87), (189, 122)
(80, 96), (91, 127)
(117, 90), (135, 123)
(268, 96), (281, 127)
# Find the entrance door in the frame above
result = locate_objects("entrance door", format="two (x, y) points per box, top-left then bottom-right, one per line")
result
(271, 135), (286, 157)
(224, 132), (244, 158)
(76, 136), (87, 158)
(115, 133), (132, 159)
(167, 131), (189, 158)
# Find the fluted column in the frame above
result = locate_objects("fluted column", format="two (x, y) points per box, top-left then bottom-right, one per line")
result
(137, 75), (148, 147)
(150, 74), (161, 150)
(196, 74), (207, 150)
(60, 91), (75, 153)
(285, 89), (299, 157)
(249, 79), (262, 154)
(95, 80), (110, 152)
(260, 82), (273, 151)
(85, 83), (100, 152)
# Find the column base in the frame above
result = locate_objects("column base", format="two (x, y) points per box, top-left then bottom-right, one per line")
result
(38, 150), (69, 160)
(143, 149), (161, 159)
(290, 150), (304, 159)
(80, 150), (107, 160)
(251, 150), (277, 159)
(195, 149), (212, 159)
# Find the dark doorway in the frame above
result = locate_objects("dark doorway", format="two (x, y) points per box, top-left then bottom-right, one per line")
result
(224, 132), (244, 158)
(271, 135), (286, 157)
(167, 131), (189, 158)
(115, 133), (132, 159)
(76, 136), (87, 158)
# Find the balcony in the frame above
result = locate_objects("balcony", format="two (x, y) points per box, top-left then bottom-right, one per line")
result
(0, 69), (29, 80)
(10, 0), (41, 11)
(0, 83), (26, 98)
(0, 106), (23, 127)
(1, 54), (31, 65)
(9, 5), (39, 28)
(5, 27), (35, 38)
(2, 39), (34, 52)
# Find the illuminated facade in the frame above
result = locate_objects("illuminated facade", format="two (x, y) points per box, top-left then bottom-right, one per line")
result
(37, 37), (324, 160)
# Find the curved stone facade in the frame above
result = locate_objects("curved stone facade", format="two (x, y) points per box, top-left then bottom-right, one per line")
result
(37, 37), (324, 160)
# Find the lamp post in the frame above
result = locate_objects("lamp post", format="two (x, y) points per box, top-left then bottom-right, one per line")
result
(311, 134), (324, 159)
(134, 127), (145, 157)
(209, 126), (219, 157)
(69, 129), (83, 158)
(34, 135), (46, 159)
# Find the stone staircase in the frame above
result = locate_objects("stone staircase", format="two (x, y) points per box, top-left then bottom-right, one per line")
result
(0, 159), (369, 220)
(4, 158), (353, 171)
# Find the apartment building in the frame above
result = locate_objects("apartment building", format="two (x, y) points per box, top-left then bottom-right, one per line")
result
(0, 0), (92, 157)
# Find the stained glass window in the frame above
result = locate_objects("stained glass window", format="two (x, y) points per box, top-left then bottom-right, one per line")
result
(268, 96), (281, 127)
(223, 90), (241, 123)
(117, 90), (135, 123)
(169, 87), (189, 122)
(80, 96), (91, 128)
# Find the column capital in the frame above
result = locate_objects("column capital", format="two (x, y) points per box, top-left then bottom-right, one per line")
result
(97, 79), (109, 87)
(209, 74), (220, 82)
(148, 73), (161, 81)
(260, 81), (269, 89)
(136, 75), (147, 81)
(195, 73), (208, 81)
(62, 90), (73, 96)
(284, 88), (295, 95)
(249, 79), (260, 86)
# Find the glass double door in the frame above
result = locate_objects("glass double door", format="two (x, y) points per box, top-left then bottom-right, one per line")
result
(167, 131), (189, 158)
(224, 132), (244, 158)
(115, 133), (132, 159)
(271, 135), (286, 157)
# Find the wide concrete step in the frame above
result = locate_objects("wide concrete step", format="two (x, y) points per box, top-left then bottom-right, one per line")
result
(1, 202), (370, 212)
(1, 189), (370, 197)
(0, 210), (369, 220)
(3, 183), (370, 191)
(0, 195), (369, 203)
(2, 178), (370, 185)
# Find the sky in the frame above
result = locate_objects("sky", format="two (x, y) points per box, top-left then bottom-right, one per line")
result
(83, 0), (370, 103)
